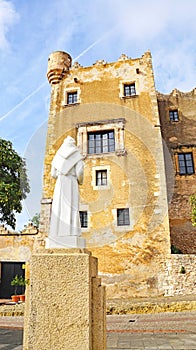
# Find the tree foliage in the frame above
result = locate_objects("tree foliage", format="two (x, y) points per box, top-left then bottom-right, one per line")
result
(0, 138), (30, 229)
(30, 212), (40, 228)
(190, 194), (196, 227)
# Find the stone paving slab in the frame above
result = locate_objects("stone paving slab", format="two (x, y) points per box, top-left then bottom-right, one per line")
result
(0, 311), (196, 349)
(106, 311), (196, 349)
(107, 311), (196, 333)
(0, 329), (23, 350)
(107, 333), (196, 349)
(0, 316), (23, 330)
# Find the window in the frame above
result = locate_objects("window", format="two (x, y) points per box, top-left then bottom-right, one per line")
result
(117, 208), (130, 226)
(67, 91), (77, 104)
(119, 81), (138, 98)
(64, 87), (81, 106)
(124, 83), (136, 97)
(88, 130), (115, 154)
(169, 110), (179, 122)
(96, 170), (107, 186)
(178, 153), (194, 175)
(76, 118), (125, 157)
(92, 165), (111, 190)
(79, 211), (88, 228)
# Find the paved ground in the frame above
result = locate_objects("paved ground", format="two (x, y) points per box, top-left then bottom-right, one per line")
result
(0, 311), (196, 349)
(0, 329), (23, 350)
(107, 311), (196, 349)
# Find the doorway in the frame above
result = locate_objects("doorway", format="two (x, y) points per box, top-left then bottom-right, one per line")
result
(0, 262), (25, 298)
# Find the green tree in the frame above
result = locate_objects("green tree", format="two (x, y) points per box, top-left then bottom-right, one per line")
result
(0, 138), (30, 229)
(190, 194), (196, 227)
(30, 212), (40, 228)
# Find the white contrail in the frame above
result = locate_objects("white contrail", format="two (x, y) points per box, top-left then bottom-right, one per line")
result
(0, 82), (46, 123)
(73, 29), (113, 62)
(0, 31), (113, 123)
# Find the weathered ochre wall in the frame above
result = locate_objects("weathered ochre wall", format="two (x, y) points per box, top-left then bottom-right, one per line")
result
(0, 224), (37, 262)
(158, 89), (196, 254)
(39, 51), (170, 298)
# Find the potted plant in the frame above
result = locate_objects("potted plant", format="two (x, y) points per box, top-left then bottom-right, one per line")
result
(10, 275), (20, 302)
(18, 276), (29, 302)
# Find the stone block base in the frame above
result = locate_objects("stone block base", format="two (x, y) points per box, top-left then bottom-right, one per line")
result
(23, 248), (106, 350)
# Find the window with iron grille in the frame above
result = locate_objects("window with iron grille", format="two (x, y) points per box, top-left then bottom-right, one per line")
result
(88, 130), (115, 154)
(169, 110), (179, 122)
(67, 91), (77, 104)
(117, 208), (130, 226)
(178, 153), (194, 175)
(124, 83), (136, 97)
(96, 170), (107, 186)
(79, 211), (88, 228)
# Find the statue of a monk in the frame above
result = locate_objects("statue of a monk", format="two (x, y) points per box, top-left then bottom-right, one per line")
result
(48, 136), (84, 242)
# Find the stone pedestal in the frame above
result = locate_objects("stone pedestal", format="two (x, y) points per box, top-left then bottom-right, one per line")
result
(23, 249), (106, 350)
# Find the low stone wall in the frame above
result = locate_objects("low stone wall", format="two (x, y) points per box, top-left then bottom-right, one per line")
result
(1, 295), (195, 317)
(0, 302), (24, 316)
(158, 254), (196, 296)
(106, 295), (196, 314)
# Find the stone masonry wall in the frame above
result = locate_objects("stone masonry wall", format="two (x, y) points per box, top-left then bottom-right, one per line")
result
(158, 254), (196, 296)
(157, 89), (196, 254)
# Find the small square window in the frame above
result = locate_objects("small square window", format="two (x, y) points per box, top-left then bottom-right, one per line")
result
(117, 208), (130, 226)
(67, 91), (77, 104)
(169, 110), (179, 122)
(178, 153), (194, 175)
(96, 170), (107, 186)
(124, 83), (136, 97)
(79, 211), (88, 228)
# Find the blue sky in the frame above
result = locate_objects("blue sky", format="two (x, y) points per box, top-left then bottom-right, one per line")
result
(0, 0), (196, 229)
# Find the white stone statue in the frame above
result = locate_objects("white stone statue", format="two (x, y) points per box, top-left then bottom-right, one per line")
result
(46, 136), (85, 248)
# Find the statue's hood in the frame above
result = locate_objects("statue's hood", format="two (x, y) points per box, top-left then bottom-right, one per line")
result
(52, 136), (82, 175)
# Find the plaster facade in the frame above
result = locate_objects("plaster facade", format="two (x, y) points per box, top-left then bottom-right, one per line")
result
(0, 224), (38, 298)
(38, 51), (171, 298)
(0, 224), (37, 262)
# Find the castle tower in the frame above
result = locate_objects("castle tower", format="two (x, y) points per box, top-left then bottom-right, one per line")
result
(39, 51), (171, 298)
(47, 51), (72, 84)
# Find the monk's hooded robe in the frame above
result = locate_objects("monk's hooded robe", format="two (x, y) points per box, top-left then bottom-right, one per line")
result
(49, 136), (84, 241)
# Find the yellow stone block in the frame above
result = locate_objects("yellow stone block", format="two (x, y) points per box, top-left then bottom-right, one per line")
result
(23, 249), (106, 350)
